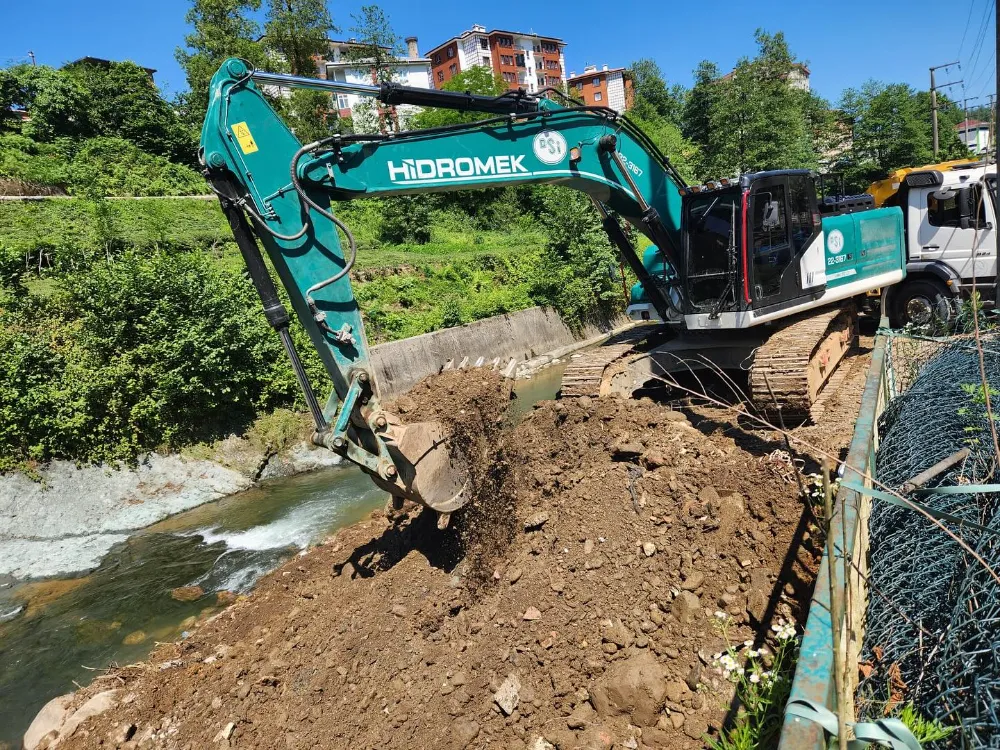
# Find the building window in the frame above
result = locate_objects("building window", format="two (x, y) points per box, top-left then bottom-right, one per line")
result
(433, 54), (440, 65)
(497, 35), (513, 48)
(500, 55), (514, 66)
(479, 37), (488, 49)
(515, 54), (525, 67)
(449, 63), (457, 75)
(541, 41), (558, 53)
(337, 93), (349, 110)
(502, 71), (516, 83)
(594, 91), (603, 101)
(447, 47), (454, 59)
(593, 77), (601, 86)
(437, 70), (444, 82)
(482, 56), (490, 67)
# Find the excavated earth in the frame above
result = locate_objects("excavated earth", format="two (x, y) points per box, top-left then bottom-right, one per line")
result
(43, 363), (845, 750)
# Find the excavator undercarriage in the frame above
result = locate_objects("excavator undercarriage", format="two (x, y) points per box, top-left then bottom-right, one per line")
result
(561, 303), (859, 426)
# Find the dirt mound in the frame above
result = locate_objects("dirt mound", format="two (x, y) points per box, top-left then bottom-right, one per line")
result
(56, 383), (820, 750)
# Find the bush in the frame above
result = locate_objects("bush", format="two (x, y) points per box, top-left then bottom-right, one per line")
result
(0, 251), (300, 468)
(67, 137), (206, 197)
(377, 196), (431, 245)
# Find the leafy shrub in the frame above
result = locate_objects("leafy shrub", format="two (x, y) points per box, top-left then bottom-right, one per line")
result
(0, 251), (300, 468)
(67, 137), (205, 197)
(377, 196), (431, 245)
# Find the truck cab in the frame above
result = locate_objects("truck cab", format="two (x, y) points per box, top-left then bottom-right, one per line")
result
(883, 163), (997, 327)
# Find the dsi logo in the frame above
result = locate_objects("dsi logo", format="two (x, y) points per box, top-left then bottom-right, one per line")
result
(533, 130), (567, 165)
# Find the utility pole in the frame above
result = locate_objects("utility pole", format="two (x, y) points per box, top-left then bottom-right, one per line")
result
(27, 50), (35, 66)
(930, 61), (962, 158)
(962, 96), (980, 151)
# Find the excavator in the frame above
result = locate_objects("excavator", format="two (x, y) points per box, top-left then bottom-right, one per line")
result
(199, 58), (906, 522)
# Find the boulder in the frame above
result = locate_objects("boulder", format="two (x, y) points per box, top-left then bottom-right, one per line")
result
(590, 652), (668, 727)
(23, 694), (74, 750)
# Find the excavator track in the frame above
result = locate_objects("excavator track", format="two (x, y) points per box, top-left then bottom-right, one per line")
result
(748, 304), (858, 425)
(560, 326), (653, 398)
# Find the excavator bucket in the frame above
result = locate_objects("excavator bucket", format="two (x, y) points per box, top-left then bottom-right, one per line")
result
(376, 417), (470, 518)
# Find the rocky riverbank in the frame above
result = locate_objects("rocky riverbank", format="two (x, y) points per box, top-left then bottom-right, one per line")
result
(0, 430), (342, 580)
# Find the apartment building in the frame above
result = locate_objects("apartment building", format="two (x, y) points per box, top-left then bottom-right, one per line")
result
(321, 37), (432, 118)
(567, 65), (633, 113)
(425, 24), (566, 94)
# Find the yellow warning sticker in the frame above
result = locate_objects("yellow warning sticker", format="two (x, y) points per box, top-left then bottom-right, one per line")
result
(231, 121), (258, 154)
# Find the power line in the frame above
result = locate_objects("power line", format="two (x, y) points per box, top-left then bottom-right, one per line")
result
(957, 0), (979, 62)
(971, 49), (998, 97)
(965, 0), (995, 84)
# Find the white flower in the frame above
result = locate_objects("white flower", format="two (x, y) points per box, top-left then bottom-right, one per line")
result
(746, 649), (758, 658)
(714, 611), (728, 620)
(743, 639), (754, 647)
(749, 673), (760, 684)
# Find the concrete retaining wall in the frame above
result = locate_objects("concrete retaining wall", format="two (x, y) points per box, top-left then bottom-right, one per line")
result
(371, 306), (627, 398)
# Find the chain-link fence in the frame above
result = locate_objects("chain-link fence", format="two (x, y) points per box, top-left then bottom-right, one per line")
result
(858, 331), (1000, 747)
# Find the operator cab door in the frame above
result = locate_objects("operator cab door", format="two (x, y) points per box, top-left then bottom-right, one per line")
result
(747, 174), (819, 311)
(911, 181), (996, 281)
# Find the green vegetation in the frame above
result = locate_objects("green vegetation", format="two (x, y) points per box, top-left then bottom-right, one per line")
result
(708, 615), (800, 750)
(0, 3), (982, 472)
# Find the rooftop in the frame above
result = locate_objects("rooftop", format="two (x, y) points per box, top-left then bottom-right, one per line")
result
(425, 25), (564, 56)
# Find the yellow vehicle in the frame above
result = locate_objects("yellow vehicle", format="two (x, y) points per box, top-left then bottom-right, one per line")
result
(867, 158), (978, 206)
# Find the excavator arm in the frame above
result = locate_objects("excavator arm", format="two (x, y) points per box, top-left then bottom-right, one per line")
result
(199, 58), (688, 518)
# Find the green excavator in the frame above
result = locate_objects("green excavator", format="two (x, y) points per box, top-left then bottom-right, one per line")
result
(199, 59), (906, 522)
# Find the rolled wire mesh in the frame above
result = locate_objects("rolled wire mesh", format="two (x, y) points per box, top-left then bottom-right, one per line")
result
(858, 332), (1000, 746)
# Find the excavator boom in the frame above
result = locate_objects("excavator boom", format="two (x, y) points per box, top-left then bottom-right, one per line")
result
(199, 59), (688, 517)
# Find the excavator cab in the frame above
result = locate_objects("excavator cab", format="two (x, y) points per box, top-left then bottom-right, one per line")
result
(632, 171), (826, 323)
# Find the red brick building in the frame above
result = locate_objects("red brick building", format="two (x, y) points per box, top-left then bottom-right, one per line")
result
(566, 65), (633, 113)
(425, 24), (566, 94)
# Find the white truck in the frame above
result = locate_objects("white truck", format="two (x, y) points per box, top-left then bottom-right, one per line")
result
(880, 161), (998, 327)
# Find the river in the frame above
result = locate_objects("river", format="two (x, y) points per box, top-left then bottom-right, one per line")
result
(0, 363), (566, 746)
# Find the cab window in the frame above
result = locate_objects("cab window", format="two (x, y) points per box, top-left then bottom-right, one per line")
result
(751, 184), (790, 299)
(788, 177), (817, 253)
(927, 186), (987, 228)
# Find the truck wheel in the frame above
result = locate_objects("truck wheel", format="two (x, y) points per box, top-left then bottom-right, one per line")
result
(890, 279), (955, 329)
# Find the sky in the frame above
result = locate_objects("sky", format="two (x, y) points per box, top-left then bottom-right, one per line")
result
(1, 0), (996, 108)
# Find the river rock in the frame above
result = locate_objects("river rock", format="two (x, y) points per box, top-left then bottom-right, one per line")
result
(23, 693), (74, 750)
(590, 651), (668, 727)
(171, 585), (205, 602)
(57, 690), (120, 742)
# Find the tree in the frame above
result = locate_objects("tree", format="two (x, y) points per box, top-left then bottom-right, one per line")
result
(834, 82), (968, 191)
(629, 59), (685, 127)
(682, 61), (720, 149)
(409, 66), (507, 129)
(175, 0), (268, 126)
(63, 61), (196, 164)
(698, 30), (815, 177)
(0, 65), (91, 141)
(264, 0), (336, 77)
(342, 5), (403, 132)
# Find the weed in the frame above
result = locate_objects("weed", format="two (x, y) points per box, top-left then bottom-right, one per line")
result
(708, 615), (800, 750)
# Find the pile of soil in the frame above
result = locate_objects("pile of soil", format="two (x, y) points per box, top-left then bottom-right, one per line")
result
(53, 373), (823, 750)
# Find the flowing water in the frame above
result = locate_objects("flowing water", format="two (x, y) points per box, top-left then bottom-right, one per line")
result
(0, 364), (567, 745)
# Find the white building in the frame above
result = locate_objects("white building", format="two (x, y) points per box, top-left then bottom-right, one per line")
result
(956, 119), (992, 155)
(322, 37), (432, 120)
